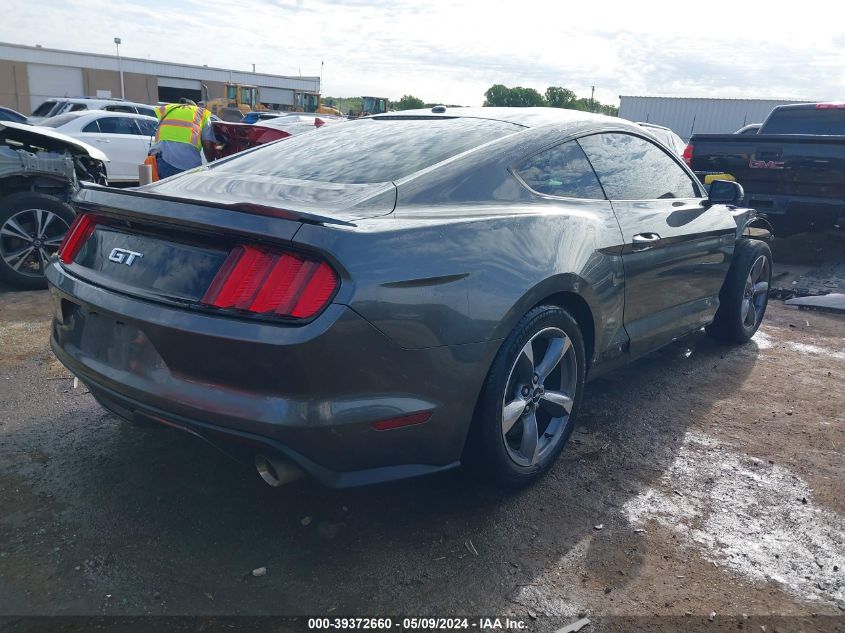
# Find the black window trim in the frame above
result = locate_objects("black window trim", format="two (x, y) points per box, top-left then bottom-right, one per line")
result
(576, 129), (706, 200)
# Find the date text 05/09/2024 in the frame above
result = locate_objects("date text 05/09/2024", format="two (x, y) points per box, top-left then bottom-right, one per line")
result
(307, 618), (529, 630)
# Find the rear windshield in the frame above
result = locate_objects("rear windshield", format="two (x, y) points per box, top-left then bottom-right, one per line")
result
(762, 108), (845, 135)
(39, 113), (80, 128)
(211, 117), (522, 184)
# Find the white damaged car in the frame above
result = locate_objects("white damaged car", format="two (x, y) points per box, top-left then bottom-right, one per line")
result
(0, 121), (107, 289)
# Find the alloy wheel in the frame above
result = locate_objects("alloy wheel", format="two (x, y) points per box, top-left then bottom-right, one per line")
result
(0, 208), (70, 278)
(501, 327), (578, 467)
(742, 255), (769, 330)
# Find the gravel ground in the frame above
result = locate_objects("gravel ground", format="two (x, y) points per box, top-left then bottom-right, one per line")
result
(0, 280), (843, 632)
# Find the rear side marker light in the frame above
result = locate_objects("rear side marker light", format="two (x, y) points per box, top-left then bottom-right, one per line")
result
(371, 411), (432, 431)
(201, 244), (338, 319)
(58, 213), (98, 264)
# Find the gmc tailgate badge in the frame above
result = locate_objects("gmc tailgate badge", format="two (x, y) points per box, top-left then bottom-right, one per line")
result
(109, 248), (144, 266)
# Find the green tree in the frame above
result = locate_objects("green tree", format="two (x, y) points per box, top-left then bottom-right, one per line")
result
(512, 87), (546, 107)
(484, 84), (547, 107)
(394, 94), (426, 110)
(483, 84), (511, 107)
(544, 86), (577, 109)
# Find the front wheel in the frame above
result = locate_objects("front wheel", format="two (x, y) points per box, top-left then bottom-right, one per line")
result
(707, 239), (772, 344)
(472, 306), (586, 488)
(0, 192), (74, 290)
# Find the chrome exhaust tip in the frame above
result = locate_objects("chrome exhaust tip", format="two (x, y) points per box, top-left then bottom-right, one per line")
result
(254, 454), (304, 487)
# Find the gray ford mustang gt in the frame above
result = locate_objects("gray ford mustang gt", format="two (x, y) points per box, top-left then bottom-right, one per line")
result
(47, 107), (772, 488)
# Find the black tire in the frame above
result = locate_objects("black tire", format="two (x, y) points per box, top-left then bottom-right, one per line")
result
(0, 192), (75, 290)
(472, 305), (586, 488)
(707, 239), (772, 344)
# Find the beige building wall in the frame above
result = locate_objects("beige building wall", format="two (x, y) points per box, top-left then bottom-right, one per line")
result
(0, 60), (30, 113)
(124, 73), (158, 104)
(80, 70), (157, 105)
(81, 69), (121, 99)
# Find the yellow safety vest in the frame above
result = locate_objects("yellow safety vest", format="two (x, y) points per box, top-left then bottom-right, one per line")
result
(155, 104), (211, 149)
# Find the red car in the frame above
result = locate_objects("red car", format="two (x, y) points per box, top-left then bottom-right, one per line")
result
(205, 114), (341, 160)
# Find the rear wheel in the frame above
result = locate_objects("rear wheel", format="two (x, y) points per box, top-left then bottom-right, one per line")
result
(707, 239), (772, 343)
(0, 192), (74, 290)
(473, 306), (586, 488)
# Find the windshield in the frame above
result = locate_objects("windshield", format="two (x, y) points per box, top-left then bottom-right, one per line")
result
(211, 117), (522, 184)
(32, 100), (60, 117)
(763, 108), (845, 135)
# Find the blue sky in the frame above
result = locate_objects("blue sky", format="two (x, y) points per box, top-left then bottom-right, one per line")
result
(6, 0), (844, 106)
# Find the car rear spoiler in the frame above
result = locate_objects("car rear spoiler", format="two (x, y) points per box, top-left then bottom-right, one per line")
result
(75, 182), (357, 228)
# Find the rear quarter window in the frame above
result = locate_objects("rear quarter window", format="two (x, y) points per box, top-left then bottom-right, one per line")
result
(211, 117), (522, 184)
(515, 141), (605, 199)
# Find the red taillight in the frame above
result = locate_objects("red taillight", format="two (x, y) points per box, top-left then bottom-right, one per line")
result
(371, 411), (432, 431)
(58, 213), (98, 264)
(201, 244), (338, 319)
(682, 142), (694, 167)
(816, 102), (845, 109)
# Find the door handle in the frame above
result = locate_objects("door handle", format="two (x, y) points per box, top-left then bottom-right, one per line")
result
(632, 233), (661, 251)
(96, 139), (110, 143)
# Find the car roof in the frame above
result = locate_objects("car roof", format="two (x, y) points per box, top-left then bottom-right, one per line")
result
(49, 97), (152, 106)
(44, 110), (156, 121)
(636, 121), (677, 133)
(372, 106), (616, 129)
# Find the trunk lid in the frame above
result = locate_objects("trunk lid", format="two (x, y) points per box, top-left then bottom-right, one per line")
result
(140, 170), (397, 223)
(67, 177), (388, 310)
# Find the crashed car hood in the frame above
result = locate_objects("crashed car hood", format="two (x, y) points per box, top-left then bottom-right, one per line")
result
(0, 121), (109, 162)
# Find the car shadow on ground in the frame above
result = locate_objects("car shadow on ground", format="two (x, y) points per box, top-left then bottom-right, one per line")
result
(1, 328), (760, 616)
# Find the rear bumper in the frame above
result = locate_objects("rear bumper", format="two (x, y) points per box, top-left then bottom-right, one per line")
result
(741, 192), (845, 222)
(46, 262), (497, 486)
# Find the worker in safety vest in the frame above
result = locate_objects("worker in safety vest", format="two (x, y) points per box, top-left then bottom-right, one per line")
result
(148, 99), (215, 179)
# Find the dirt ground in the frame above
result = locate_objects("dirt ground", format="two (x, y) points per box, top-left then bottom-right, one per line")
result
(1, 250), (844, 632)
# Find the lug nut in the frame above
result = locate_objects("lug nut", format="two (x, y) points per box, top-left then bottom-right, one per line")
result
(533, 374), (539, 384)
(522, 386), (530, 397)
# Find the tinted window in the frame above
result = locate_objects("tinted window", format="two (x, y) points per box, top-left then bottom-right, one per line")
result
(32, 101), (58, 117)
(0, 107), (27, 123)
(762, 108), (845, 135)
(578, 133), (698, 200)
(136, 118), (157, 136)
(137, 107), (157, 118)
(515, 141), (604, 199)
(97, 117), (140, 135)
(212, 117), (521, 184)
(69, 103), (87, 112)
(82, 120), (101, 133)
(104, 105), (135, 113)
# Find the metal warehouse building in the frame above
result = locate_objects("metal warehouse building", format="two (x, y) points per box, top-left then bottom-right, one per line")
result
(618, 96), (816, 141)
(0, 42), (320, 115)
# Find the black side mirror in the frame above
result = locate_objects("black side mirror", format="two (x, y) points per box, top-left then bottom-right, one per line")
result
(708, 179), (744, 206)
